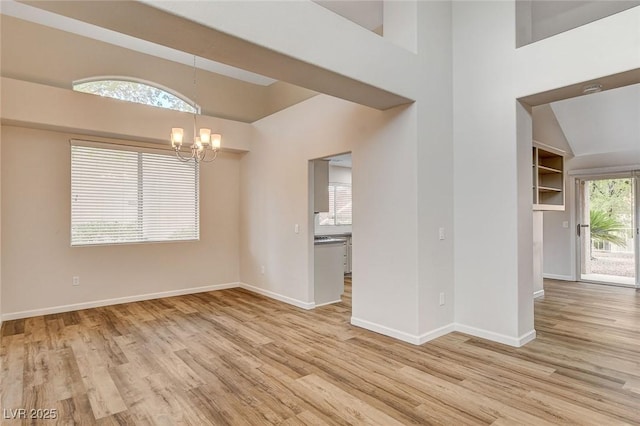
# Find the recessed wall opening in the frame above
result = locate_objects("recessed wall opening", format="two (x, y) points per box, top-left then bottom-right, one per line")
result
(521, 77), (640, 311)
(309, 152), (353, 313)
(516, 0), (640, 48)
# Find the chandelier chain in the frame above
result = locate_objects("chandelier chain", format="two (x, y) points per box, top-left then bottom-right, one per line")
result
(169, 54), (221, 163)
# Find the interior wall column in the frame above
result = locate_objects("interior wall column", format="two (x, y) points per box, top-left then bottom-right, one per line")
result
(383, 0), (417, 53)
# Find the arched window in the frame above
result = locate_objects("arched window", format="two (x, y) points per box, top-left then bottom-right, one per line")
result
(73, 77), (197, 113)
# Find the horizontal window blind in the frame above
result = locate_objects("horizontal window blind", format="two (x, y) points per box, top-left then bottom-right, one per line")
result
(318, 183), (352, 226)
(334, 184), (352, 225)
(71, 143), (199, 246)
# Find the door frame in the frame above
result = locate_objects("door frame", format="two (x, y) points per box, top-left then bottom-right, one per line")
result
(574, 171), (639, 288)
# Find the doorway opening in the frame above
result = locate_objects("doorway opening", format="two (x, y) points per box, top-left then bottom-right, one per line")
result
(577, 175), (639, 287)
(309, 152), (353, 311)
(526, 78), (640, 297)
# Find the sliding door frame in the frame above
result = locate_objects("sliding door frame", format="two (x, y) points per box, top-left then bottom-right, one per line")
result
(574, 171), (639, 288)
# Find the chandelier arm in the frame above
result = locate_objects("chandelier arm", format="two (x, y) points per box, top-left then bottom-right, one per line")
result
(201, 148), (219, 163)
(175, 147), (195, 162)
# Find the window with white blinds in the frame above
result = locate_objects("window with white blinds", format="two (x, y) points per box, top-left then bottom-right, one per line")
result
(71, 142), (199, 246)
(318, 183), (352, 226)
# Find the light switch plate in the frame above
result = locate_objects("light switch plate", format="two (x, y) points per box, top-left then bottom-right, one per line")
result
(438, 227), (445, 240)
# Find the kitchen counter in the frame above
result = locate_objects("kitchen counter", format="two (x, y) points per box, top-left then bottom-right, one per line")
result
(314, 237), (347, 245)
(315, 232), (352, 238)
(315, 233), (352, 274)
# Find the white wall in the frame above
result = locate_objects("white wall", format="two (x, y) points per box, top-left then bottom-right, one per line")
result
(453, 1), (533, 345)
(516, 6), (640, 99)
(240, 95), (421, 337)
(239, 1), (456, 344)
(384, 0), (417, 53)
(1, 126), (241, 317)
(144, 0), (418, 105)
(453, 1), (639, 346)
(533, 104), (573, 155)
(0, 76), (253, 319)
(1, 78), (252, 152)
(416, 1), (455, 339)
(0, 121), (2, 327)
(531, 1), (640, 45)
(533, 103), (573, 281)
(533, 211), (544, 295)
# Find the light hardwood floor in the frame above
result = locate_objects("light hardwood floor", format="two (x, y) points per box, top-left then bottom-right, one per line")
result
(2, 278), (640, 425)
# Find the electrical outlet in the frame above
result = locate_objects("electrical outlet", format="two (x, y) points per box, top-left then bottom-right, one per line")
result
(438, 227), (445, 240)
(439, 292), (445, 306)
(72, 276), (80, 286)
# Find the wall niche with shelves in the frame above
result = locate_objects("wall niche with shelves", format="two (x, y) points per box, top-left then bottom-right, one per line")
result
(532, 141), (565, 211)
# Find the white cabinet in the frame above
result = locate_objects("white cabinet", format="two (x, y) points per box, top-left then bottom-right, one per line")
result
(313, 160), (329, 213)
(343, 236), (352, 274)
(533, 141), (565, 211)
(314, 241), (344, 305)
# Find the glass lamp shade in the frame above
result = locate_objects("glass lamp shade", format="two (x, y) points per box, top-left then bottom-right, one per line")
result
(211, 133), (222, 149)
(199, 128), (211, 145)
(171, 128), (184, 148)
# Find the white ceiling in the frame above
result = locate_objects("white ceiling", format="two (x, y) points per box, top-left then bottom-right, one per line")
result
(550, 84), (640, 156)
(0, 0), (276, 86)
(2, 0), (385, 84)
(3, 0), (638, 153)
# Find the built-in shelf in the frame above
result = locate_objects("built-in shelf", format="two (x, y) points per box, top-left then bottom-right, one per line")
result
(538, 186), (562, 192)
(532, 141), (565, 211)
(538, 165), (562, 174)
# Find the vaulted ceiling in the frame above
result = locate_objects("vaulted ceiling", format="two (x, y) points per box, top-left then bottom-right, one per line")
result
(2, 0), (639, 148)
(550, 83), (640, 157)
(1, 1), (321, 123)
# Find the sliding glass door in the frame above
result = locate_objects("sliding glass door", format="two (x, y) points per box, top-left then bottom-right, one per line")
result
(577, 174), (639, 287)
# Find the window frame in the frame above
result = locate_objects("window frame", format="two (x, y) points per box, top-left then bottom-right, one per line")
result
(318, 182), (352, 227)
(72, 76), (200, 114)
(70, 139), (200, 247)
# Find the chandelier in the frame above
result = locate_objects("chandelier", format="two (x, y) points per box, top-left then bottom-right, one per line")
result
(170, 56), (221, 163)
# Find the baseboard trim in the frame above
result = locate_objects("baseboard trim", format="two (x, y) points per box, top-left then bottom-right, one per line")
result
(351, 316), (423, 345)
(1, 282), (241, 321)
(543, 273), (574, 281)
(417, 323), (456, 345)
(314, 299), (342, 308)
(455, 323), (537, 347)
(518, 329), (537, 346)
(239, 282), (314, 310)
(2, 281), (316, 321)
(2, 282), (537, 349)
(534, 289), (545, 298)
(349, 317), (537, 347)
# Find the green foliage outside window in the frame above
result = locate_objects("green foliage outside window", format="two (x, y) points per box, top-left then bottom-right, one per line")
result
(74, 79), (197, 113)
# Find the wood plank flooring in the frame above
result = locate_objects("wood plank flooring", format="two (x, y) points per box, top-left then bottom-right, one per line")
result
(2, 278), (640, 425)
